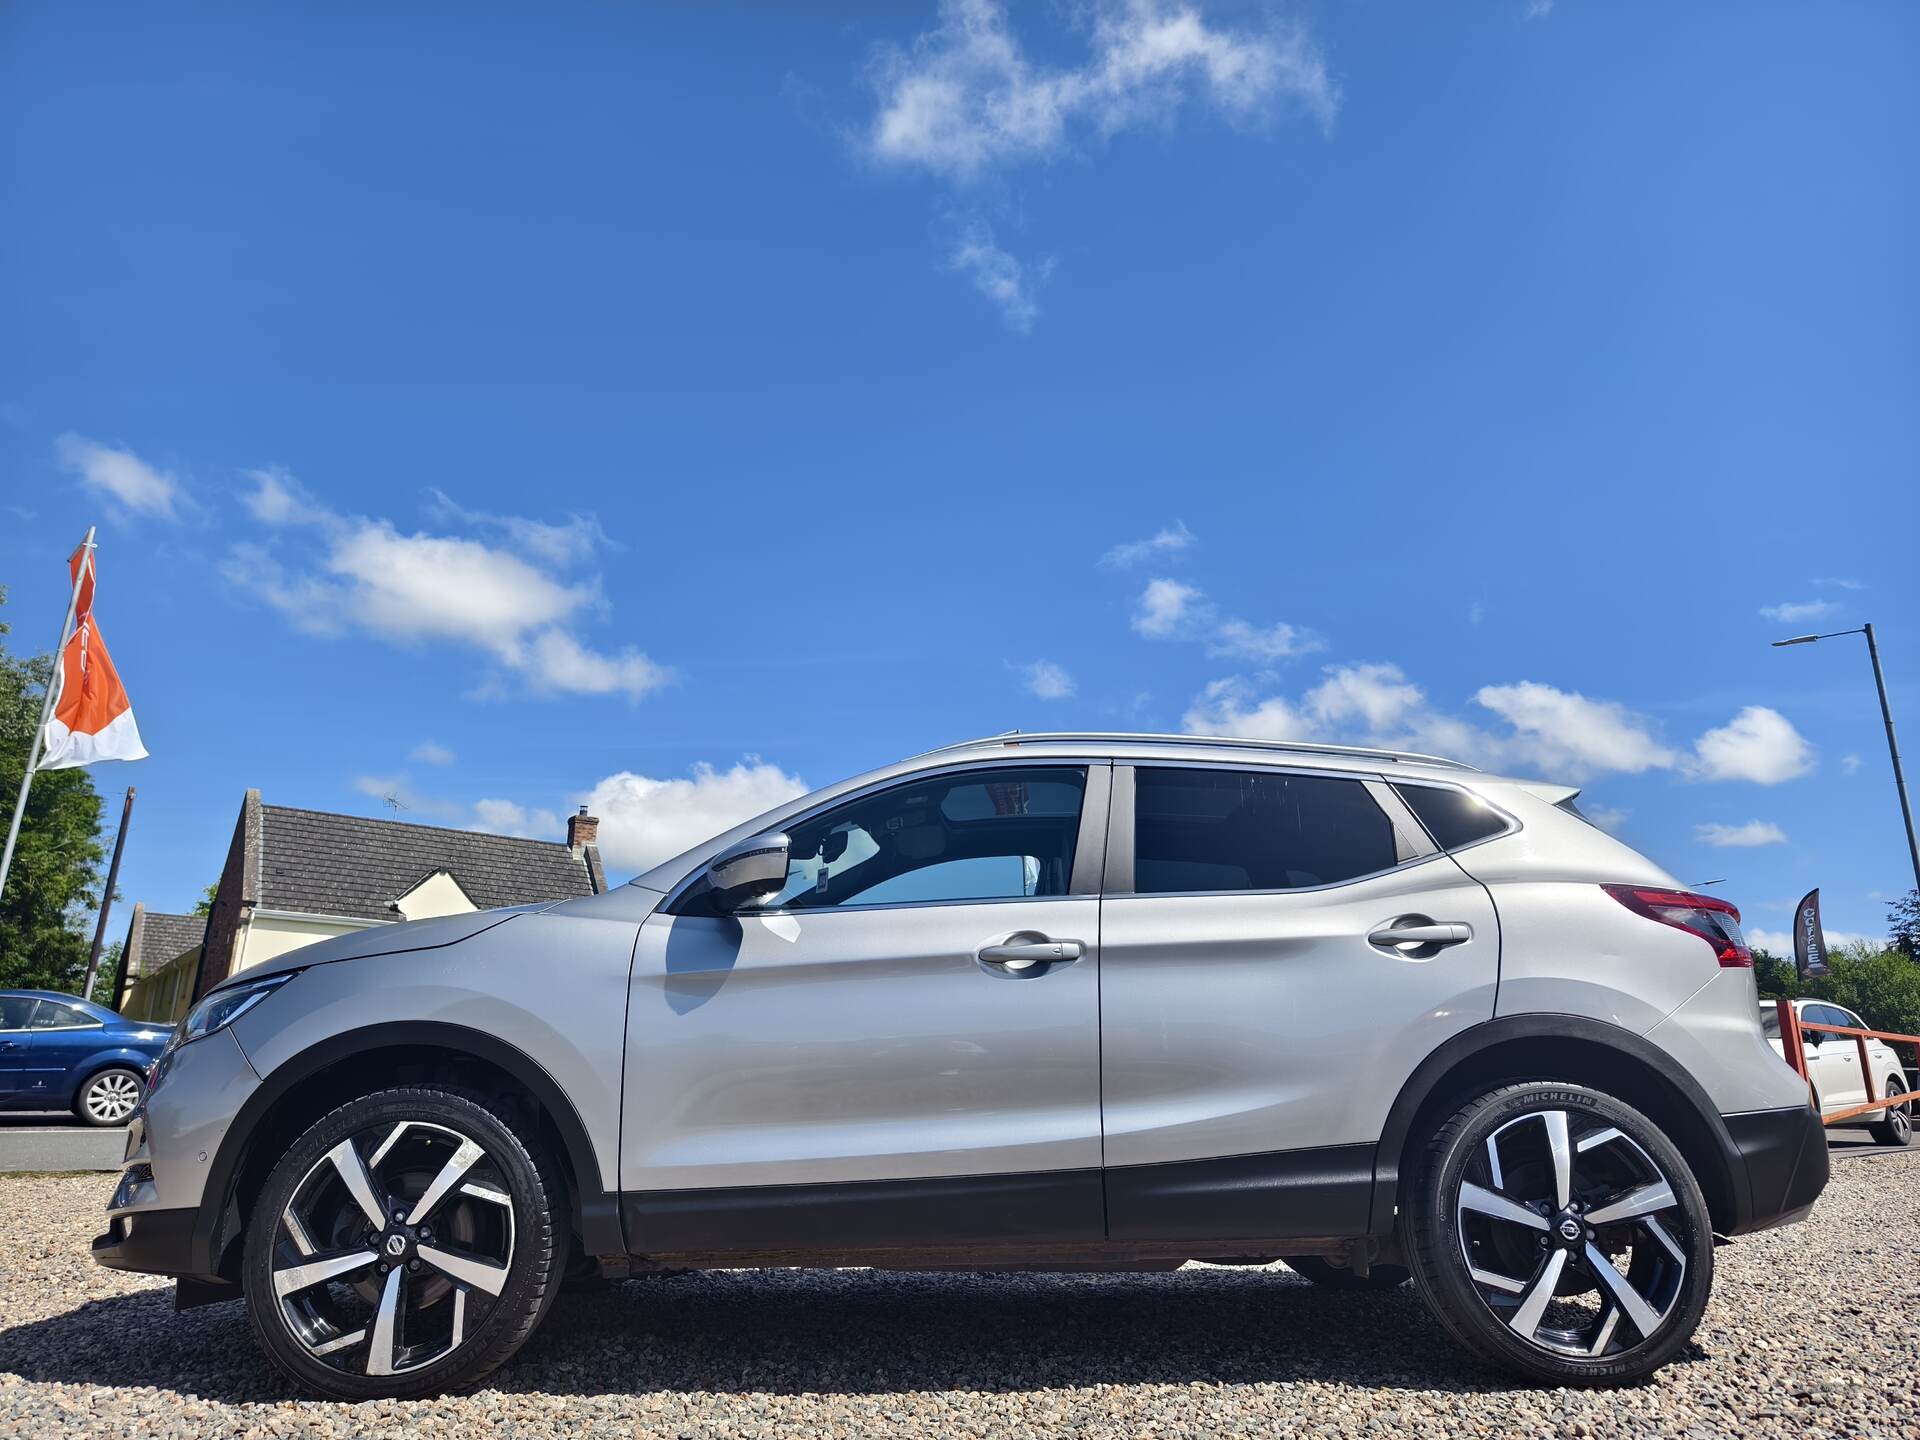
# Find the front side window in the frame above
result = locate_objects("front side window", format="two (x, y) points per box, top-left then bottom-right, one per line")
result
(750, 766), (1087, 911)
(0, 996), (34, 1029)
(1133, 767), (1400, 894)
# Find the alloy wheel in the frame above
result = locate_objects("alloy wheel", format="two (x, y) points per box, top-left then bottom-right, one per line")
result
(270, 1120), (516, 1378)
(1454, 1109), (1689, 1359)
(84, 1071), (142, 1124)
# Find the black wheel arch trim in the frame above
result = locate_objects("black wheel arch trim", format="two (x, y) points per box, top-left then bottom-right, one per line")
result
(194, 1020), (621, 1278)
(1367, 1011), (1762, 1237)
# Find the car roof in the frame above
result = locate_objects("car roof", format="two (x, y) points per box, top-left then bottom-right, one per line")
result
(0, 988), (93, 1003)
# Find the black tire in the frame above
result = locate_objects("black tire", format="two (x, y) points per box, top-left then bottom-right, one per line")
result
(1869, 1078), (1913, 1147)
(1403, 1082), (1713, 1387)
(75, 1066), (144, 1126)
(1283, 1255), (1411, 1290)
(242, 1085), (568, 1399)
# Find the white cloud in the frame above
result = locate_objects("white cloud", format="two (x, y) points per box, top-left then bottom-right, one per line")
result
(55, 433), (182, 518)
(1584, 805), (1629, 832)
(411, 741), (456, 766)
(945, 217), (1047, 331)
(469, 798), (564, 840)
(1133, 577), (1205, 638)
(1759, 600), (1839, 624)
(1689, 706), (1816, 785)
(867, 0), (1337, 184)
(1695, 820), (1788, 848)
(1183, 661), (1818, 785)
(1023, 659), (1075, 700)
(426, 487), (608, 568)
(1524, 0), (1554, 18)
(229, 473), (669, 702)
(1749, 926), (1881, 956)
(582, 759), (809, 872)
(1840, 753), (1862, 775)
(1208, 617), (1321, 662)
(1473, 682), (1679, 777)
(1813, 577), (1864, 591)
(1102, 520), (1195, 569)
(1130, 576), (1315, 660)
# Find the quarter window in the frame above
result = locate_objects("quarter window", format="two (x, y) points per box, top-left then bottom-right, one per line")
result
(748, 766), (1087, 912)
(1132, 768), (1400, 894)
(1394, 784), (1509, 851)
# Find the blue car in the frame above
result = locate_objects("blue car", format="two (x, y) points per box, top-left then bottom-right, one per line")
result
(0, 990), (171, 1126)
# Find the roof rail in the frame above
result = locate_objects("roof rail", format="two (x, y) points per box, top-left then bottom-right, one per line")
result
(910, 731), (1477, 770)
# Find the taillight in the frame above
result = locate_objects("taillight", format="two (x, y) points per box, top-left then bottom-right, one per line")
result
(1602, 884), (1752, 967)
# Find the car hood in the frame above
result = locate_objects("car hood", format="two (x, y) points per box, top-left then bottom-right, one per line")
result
(213, 905), (548, 989)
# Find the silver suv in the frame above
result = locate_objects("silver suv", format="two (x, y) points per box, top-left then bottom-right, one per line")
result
(95, 733), (1826, 1397)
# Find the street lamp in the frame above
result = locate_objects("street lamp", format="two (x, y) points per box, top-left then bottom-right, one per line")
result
(1772, 622), (1920, 894)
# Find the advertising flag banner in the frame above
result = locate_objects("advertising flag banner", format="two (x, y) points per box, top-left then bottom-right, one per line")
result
(37, 542), (148, 770)
(1793, 888), (1829, 980)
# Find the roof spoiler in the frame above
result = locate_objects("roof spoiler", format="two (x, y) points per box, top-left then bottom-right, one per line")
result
(1516, 782), (1581, 807)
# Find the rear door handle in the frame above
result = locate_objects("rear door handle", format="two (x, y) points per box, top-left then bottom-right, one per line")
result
(977, 937), (1085, 972)
(1369, 921), (1473, 950)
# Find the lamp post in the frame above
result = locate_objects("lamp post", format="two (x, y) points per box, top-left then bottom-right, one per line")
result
(1773, 622), (1920, 895)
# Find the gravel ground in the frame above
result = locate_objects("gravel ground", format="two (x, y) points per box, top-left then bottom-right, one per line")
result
(1, 1152), (1914, 1439)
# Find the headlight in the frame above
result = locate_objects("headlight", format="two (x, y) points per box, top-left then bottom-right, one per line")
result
(171, 971), (298, 1051)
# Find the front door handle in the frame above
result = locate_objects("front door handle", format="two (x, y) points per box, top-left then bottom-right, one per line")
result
(1368, 919), (1473, 953)
(977, 937), (1085, 972)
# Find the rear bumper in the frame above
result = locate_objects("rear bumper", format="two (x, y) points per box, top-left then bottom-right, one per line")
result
(1722, 1103), (1829, 1235)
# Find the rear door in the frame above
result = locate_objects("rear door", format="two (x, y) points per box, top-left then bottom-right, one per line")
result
(20, 999), (107, 1108)
(622, 762), (1110, 1252)
(1807, 1004), (1866, 1110)
(1099, 763), (1500, 1241)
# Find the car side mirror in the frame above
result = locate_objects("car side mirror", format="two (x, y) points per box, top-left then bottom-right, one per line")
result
(707, 833), (790, 913)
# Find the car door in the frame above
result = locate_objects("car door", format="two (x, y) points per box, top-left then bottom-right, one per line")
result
(0, 997), (37, 1102)
(621, 762), (1109, 1253)
(1806, 1004), (1865, 1111)
(1099, 762), (1500, 1241)
(19, 999), (107, 1108)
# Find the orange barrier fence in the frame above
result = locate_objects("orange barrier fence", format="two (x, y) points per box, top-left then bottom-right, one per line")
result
(1775, 998), (1919, 1127)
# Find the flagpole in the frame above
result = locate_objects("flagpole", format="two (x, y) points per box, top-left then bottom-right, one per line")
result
(82, 785), (136, 1003)
(0, 527), (96, 904)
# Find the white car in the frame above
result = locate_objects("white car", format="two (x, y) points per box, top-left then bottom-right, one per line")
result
(1761, 999), (1912, 1146)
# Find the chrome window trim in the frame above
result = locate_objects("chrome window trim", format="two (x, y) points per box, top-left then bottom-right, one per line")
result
(662, 757), (1112, 917)
(1114, 758), (1451, 899)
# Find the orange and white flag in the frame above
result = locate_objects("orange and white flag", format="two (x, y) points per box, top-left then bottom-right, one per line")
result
(38, 543), (148, 770)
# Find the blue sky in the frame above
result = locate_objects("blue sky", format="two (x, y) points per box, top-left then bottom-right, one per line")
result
(2, 1), (1915, 950)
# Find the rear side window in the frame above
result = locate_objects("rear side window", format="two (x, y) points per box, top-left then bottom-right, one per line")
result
(1133, 768), (1399, 894)
(1394, 784), (1509, 852)
(30, 1002), (94, 1029)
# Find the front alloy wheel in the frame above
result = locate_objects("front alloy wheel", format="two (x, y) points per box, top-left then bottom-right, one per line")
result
(1405, 1083), (1713, 1385)
(243, 1087), (565, 1398)
(78, 1067), (144, 1126)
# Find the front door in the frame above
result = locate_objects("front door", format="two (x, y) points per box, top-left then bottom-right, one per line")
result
(1099, 763), (1500, 1241)
(621, 762), (1109, 1254)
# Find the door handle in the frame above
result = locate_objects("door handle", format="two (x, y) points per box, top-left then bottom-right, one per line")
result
(977, 937), (1085, 972)
(1369, 920), (1473, 951)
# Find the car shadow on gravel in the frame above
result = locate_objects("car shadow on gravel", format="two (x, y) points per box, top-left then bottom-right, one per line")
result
(0, 1266), (1709, 1400)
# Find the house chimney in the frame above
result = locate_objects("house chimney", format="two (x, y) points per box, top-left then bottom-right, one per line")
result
(567, 805), (599, 851)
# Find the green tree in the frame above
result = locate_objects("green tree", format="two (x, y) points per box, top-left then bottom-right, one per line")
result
(1888, 888), (1919, 961)
(191, 881), (218, 916)
(0, 587), (106, 991)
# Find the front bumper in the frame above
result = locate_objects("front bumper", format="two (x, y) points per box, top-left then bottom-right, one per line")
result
(1723, 1102), (1829, 1234)
(92, 1205), (206, 1278)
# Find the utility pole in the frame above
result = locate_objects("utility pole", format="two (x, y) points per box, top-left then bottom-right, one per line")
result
(82, 785), (136, 1003)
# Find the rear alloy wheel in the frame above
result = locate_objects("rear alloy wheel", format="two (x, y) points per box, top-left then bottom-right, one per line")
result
(1869, 1078), (1913, 1147)
(242, 1087), (566, 1399)
(1405, 1083), (1713, 1385)
(77, 1067), (144, 1126)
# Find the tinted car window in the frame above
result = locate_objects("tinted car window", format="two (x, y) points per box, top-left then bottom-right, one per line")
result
(30, 1001), (95, 1029)
(1133, 768), (1399, 893)
(1758, 1007), (1781, 1038)
(0, 996), (35, 1029)
(755, 766), (1087, 911)
(1395, 784), (1509, 851)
